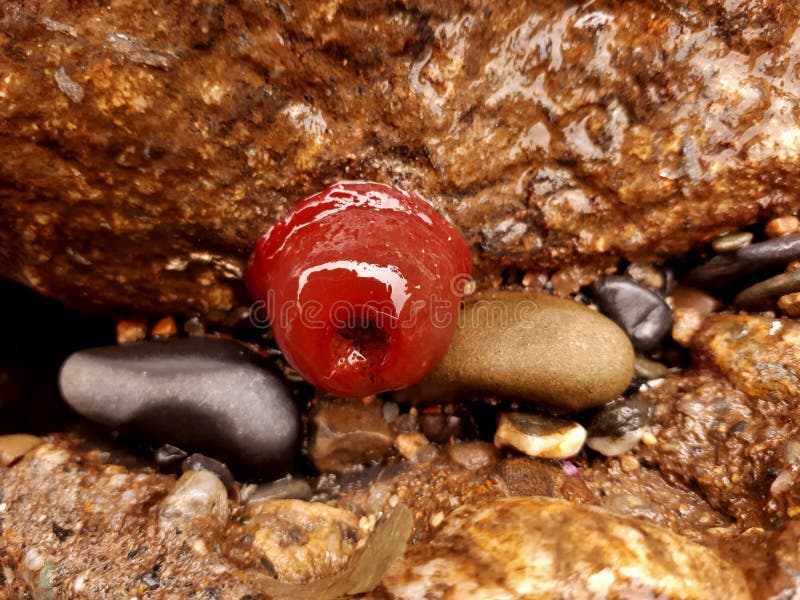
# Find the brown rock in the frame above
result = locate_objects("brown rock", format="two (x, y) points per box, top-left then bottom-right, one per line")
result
(309, 400), (394, 473)
(1, 2), (799, 319)
(379, 497), (751, 599)
(693, 313), (800, 403)
(637, 372), (796, 526)
(415, 291), (634, 412)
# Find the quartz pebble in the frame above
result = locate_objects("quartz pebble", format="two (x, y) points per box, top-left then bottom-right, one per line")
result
(690, 232), (800, 289)
(245, 499), (361, 583)
(711, 231), (753, 253)
(765, 215), (799, 238)
(494, 412), (586, 459)
(591, 276), (673, 352)
(160, 470), (229, 529)
(414, 291), (634, 412)
(309, 399), (394, 472)
(734, 270), (800, 310)
(380, 497), (750, 599)
(58, 337), (299, 476)
(0, 433), (43, 466)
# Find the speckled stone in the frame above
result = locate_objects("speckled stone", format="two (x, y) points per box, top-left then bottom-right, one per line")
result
(58, 337), (299, 476)
(379, 497), (750, 599)
(416, 291), (634, 412)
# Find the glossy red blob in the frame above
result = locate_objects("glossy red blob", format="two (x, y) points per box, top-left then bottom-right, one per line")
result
(246, 181), (472, 398)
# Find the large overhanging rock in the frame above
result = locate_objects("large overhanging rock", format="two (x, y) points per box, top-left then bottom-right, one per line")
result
(1, 1), (798, 320)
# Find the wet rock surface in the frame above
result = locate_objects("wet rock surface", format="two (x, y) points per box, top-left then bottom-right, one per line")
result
(2, 2), (800, 319)
(58, 337), (300, 476)
(378, 497), (751, 600)
(636, 315), (800, 527)
(412, 291), (634, 411)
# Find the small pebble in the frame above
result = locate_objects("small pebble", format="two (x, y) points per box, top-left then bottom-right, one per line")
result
(588, 396), (653, 438)
(711, 231), (753, 253)
(619, 454), (641, 473)
(445, 441), (499, 471)
(765, 216), (799, 238)
(521, 271), (547, 289)
(494, 412), (586, 459)
(670, 285), (721, 347)
(734, 270), (800, 310)
(154, 444), (188, 474)
(778, 292), (800, 317)
(415, 291), (634, 412)
(151, 316), (178, 338)
(116, 319), (147, 344)
(183, 316), (206, 337)
(634, 356), (669, 381)
(591, 276), (673, 352)
(587, 429), (642, 457)
(689, 232), (800, 289)
(159, 470), (229, 529)
(420, 410), (463, 444)
(625, 263), (665, 292)
(394, 432), (432, 460)
(59, 337), (299, 476)
(182, 453), (235, 491)
(381, 401), (400, 422)
(0, 434), (43, 467)
(245, 477), (312, 504)
(641, 431), (658, 446)
(309, 400), (394, 473)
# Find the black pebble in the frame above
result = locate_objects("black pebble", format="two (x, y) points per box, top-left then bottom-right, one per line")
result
(590, 276), (673, 352)
(155, 444), (188, 474)
(689, 232), (800, 289)
(588, 397), (653, 438)
(59, 337), (300, 477)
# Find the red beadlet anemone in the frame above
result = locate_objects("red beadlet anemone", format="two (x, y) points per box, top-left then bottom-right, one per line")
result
(246, 181), (472, 397)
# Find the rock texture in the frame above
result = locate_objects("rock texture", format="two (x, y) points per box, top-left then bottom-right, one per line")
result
(379, 497), (751, 599)
(2, 1), (800, 319)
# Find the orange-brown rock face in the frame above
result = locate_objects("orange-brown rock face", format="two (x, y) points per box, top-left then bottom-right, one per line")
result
(2, 1), (800, 319)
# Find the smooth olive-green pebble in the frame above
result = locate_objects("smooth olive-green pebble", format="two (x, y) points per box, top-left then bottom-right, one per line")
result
(416, 291), (634, 412)
(711, 230), (753, 253)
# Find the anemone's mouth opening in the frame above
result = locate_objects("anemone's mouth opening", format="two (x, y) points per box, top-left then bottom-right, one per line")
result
(329, 318), (391, 383)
